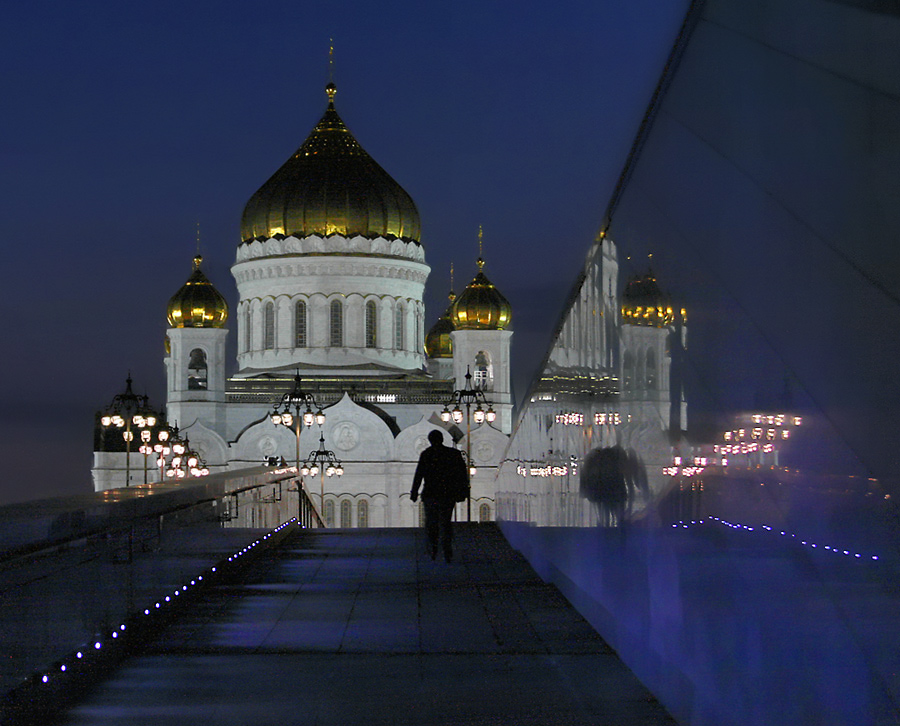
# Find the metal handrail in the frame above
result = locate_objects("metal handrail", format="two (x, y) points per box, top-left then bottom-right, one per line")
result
(0, 468), (297, 566)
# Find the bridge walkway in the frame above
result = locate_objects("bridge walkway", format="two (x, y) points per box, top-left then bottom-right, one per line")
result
(53, 524), (676, 725)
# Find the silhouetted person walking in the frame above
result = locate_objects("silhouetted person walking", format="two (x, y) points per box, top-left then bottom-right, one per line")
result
(411, 430), (468, 562)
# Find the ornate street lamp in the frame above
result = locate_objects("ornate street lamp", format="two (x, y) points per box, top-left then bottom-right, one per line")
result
(440, 367), (496, 521)
(164, 435), (209, 479)
(270, 374), (326, 470)
(151, 425), (174, 482)
(99, 375), (160, 487)
(300, 432), (344, 514)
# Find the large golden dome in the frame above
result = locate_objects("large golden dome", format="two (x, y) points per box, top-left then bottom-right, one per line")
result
(452, 258), (512, 331)
(240, 83), (421, 244)
(167, 256), (228, 328)
(424, 291), (456, 359)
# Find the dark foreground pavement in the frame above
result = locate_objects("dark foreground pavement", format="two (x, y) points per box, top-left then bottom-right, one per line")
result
(54, 524), (676, 725)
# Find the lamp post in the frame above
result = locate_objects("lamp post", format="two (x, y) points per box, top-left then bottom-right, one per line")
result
(151, 425), (174, 482)
(270, 374), (326, 471)
(100, 375), (159, 487)
(299, 432), (344, 517)
(440, 367), (496, 521)
(163, 434), (210, 479)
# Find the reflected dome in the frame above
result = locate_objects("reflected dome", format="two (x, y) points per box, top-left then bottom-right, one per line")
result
(621, 270), (674, 327)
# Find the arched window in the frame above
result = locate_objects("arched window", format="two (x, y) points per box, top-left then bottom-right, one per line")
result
(357, 500), (369, 528)
(340, 499), (352, 528)
(479, 503), (491, 522)
(415, 308), (421, 353)
(394, 302), (405, 350)
(188, 348), (208, 390)
(365, 301), (377, 348)
(264, 302), (275, 350)
(473, 350), (492, 390)
(623, 350), (634, 391)
(646, 348), (657, 389)
(243, 306), (251, 352)
(330, 300), (343, 347)
(295, 301), (307, 348)
(324, 500), (335, 528)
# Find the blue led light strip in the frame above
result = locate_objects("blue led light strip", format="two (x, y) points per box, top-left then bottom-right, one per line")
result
(671, 516), (880, 561)
(29, 517), (299, 689)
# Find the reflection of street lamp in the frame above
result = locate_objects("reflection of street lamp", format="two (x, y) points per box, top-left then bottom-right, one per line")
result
(270, 374), (326, 470)
(100, 375), (159, 487)
(299, 432), (344, 514)
(440, 367), (495, 521)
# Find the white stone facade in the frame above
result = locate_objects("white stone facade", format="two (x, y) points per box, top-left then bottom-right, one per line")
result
(233, 234), (429, 372)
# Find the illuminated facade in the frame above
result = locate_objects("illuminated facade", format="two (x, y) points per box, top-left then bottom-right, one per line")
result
(93, 83), (514, 527)
(93, 83), (685, 529)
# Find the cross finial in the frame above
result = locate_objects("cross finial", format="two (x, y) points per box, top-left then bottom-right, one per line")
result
(477, 225), (485, 270)
(193, 222), (203, 269)
(449, 263), (456, 302)
(328, 38), (334, 83)
(325, 39), (337, 104)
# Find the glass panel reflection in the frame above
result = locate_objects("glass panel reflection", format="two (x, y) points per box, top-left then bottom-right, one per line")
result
(498, 236), (686, 526)
(497, 3), (900, 724)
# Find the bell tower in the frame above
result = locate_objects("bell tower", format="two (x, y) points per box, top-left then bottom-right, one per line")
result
(164, 255), (229, 432)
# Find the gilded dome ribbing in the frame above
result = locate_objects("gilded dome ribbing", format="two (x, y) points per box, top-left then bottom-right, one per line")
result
(452, 259), (512, 331)
(621, 270), (674, 327)
(167, 256), (228, 328)
(425, 292), (456, 359)
(240, 83), (421, 245)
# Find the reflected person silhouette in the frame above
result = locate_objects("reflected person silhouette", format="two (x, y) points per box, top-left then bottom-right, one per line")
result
(581, 445), (629, 527)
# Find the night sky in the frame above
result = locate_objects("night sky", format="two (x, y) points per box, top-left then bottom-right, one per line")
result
(0, 1), (691, 504)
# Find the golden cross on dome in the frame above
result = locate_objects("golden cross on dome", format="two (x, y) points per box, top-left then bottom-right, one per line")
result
(194, 222), (203, 269)
(328, 39), (334, 82)
(477, 225), (485, 270)
(325, 39), (337, 104)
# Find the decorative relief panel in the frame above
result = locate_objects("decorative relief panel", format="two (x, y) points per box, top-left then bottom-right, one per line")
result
(332, 421), (361, 452)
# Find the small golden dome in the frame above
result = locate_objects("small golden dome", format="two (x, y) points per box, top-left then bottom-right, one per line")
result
(452, 258), (512, 331)
(621, 270), (674, 327)
(240, 83), (421, 245)
(425, 291), (456, 359)
(167, 256), (228, 328)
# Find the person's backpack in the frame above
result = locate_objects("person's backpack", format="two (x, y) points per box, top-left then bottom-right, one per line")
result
(450, 450), (470, 503)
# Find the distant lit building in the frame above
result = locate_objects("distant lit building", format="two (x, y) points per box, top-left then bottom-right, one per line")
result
(716, 411), (803, 468)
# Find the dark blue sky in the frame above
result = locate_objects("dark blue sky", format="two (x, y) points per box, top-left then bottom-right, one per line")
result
(0, 0), (690, 504)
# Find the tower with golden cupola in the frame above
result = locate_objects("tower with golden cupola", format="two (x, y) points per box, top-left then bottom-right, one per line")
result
(619, 264), (687, 433)
(424, 264), (457, 380)
(164, 254), (230, 432)
(449, 228), (514, 433)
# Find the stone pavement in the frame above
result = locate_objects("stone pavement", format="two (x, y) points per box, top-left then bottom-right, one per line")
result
(54, 524), (677, 725)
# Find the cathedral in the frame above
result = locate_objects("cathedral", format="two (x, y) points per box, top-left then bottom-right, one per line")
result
(93, 81), (685, 528)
